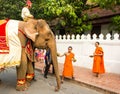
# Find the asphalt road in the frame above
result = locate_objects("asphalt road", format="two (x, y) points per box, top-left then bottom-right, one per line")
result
(0, 68), (103, 94)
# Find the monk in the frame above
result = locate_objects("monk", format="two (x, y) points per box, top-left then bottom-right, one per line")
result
(90, 42), (105, 77)
(58, 46), (76, 83)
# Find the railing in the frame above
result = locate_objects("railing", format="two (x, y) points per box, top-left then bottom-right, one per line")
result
(56, 33), (120, 74)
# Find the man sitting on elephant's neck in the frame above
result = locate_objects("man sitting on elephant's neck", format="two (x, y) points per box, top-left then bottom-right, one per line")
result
(21, 0), (34, 22)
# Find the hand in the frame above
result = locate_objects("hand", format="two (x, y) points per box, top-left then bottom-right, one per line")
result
(89, 55), (94, 58)
(73, 59), (76, 62)
(28, 14), (34, 18)
(57, 53), (60, 56)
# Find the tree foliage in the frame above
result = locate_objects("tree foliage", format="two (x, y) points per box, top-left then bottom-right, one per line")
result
(109, 16), (120, 33)
(0, 0), (25, 20)
(0, 0), (92, 34)
(40, 0), (92, 34)
(91, 0), (120, 9)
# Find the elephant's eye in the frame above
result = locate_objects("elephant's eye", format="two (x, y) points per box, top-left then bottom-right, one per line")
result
(45, 39), (49, 41)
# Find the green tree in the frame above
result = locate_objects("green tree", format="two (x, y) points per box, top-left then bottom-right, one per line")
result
(109, 16), (120, 33)
(0, 0), (92, 34)
(91, 0), (120, 9)
(39, 0), (92, 34)
(0, 0), (25, 20)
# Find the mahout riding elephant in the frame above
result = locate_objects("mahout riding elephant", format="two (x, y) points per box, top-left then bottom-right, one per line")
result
(0, 19), (61, 91)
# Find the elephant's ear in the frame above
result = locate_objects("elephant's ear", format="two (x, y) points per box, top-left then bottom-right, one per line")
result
(24, 19), (38, 42)
(24, 28), (38, 42)
(37, 19), (50, 33)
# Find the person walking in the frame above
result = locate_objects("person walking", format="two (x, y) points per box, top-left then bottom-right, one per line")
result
(44, 48), (52, 78)
(90, 42), (105, 77)
(59, 46), (76, 83)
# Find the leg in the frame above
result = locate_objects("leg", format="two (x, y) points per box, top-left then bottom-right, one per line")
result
(42, 66), (45, 74)
(41, 61), (45, 74)
(32, 62), (37, 81)
(16, 50), (28, 91)
(51, 62), (55, 74)
(26, 60), (34, 84)
(61, 75), (64, 83)
(52, 65), (55, 74)
(44, 63), (50, 78)
(96, 73), (99, 77)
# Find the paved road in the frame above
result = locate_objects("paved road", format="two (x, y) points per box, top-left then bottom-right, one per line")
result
(0, 68), (102, 94)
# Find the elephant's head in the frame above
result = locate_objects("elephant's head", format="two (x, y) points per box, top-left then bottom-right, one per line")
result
(19, 19), (61, 91)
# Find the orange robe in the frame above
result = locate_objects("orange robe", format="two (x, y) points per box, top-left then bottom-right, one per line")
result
(62, 53), (74, 78)
(92, 47), (105, 74)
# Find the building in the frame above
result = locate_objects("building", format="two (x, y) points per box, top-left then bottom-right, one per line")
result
(85, 1), (120, 37)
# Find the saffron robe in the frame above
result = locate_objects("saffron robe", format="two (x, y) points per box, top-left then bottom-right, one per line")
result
(92, 47), (105, 74)
(62, 52), (74, 77)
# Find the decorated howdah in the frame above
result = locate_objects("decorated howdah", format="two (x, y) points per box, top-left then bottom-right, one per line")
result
(0, 19), (21, 69)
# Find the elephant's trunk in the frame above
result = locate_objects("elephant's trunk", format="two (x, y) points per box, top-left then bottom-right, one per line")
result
(48, 40), (61, 91)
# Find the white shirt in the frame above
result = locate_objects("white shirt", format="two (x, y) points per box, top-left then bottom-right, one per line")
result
(21, 7), (32, 20)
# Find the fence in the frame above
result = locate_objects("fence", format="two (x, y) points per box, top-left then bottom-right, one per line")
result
(56, 33), (120, 74)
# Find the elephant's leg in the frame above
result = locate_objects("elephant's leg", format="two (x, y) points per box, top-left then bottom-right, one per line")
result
(48, 41), (61, 91)
(16, 49), (28, 91)
(26, 60), (34, 86)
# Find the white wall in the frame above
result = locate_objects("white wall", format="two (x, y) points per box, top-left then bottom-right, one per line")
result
(56, 33), (120, 74)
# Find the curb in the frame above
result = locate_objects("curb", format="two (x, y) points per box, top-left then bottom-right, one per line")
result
(35, 68), (118, 94)
(69, 78), (118, 94)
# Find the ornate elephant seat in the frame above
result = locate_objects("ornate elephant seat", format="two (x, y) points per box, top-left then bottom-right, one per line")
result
(0, 19), (21, 70)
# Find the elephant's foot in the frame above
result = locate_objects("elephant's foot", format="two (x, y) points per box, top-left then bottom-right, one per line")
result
(16, 83), (28, 91)
(55, 79), (61, 92)
(26, 81), (31, 87)
(55, 85), (61, 92)
(55, 86), (59, 92)
(0, 67), (5, 72)
(16, 79), (28, 91)
(26, 78), (33, 87)
(26, 73), (34, 87)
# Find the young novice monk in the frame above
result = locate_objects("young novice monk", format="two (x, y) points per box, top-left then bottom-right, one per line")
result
(90, 42), (105, 77)
(59, 46), (76, 83)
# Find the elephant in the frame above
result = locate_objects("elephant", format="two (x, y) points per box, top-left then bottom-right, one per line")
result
(0, 19), (61, 91)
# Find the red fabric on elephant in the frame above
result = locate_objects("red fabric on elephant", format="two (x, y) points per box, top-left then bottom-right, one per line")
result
(0, 19), (9, 54)
(25, 40), (33, 62)
(0, 20), (21, 69)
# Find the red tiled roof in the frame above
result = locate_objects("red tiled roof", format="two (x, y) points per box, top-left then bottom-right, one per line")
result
(83, 6), (120, 18)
